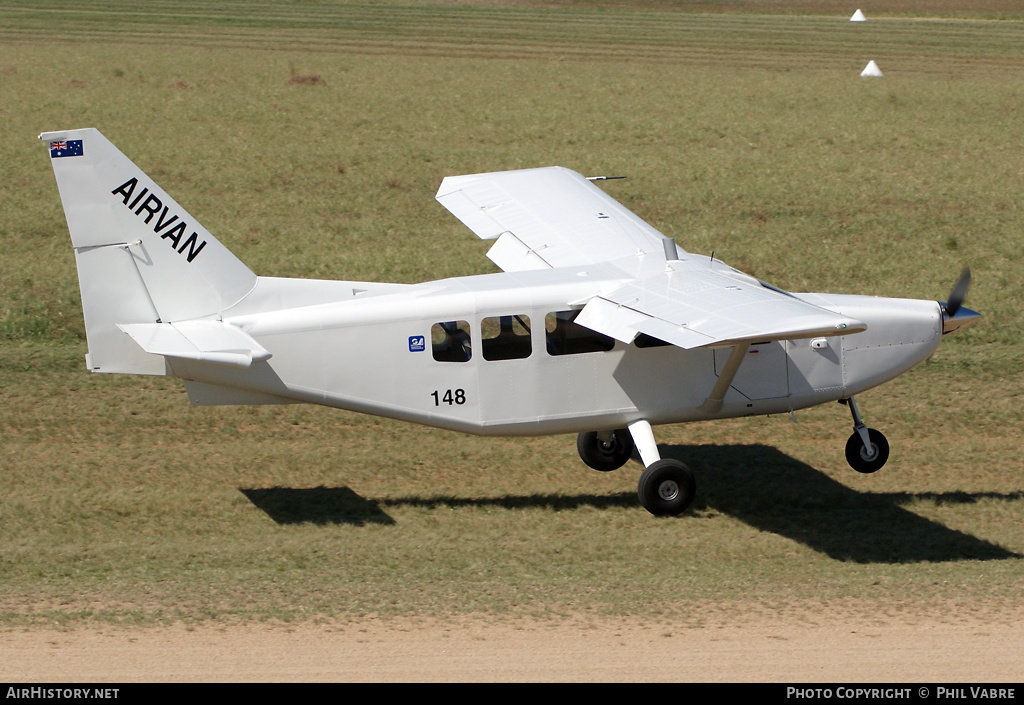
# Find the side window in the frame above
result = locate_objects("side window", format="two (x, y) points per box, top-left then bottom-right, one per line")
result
(431, 320), (472, 362)
(545, 310), (614, 356)
(481, 315), (532, 361)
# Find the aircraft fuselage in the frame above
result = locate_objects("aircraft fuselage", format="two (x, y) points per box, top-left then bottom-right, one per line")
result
(173, 264), (943, 437)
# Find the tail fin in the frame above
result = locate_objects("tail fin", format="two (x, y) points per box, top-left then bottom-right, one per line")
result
(40, 128), (258, 374)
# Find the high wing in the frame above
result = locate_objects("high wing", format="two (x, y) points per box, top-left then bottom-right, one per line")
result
(436, 166), (670, 271)
(574, 264), (866, 349)
(436, 167), (866, 350)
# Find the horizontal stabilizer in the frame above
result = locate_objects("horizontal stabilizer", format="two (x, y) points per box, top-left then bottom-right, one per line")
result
(119, 320), (271, 369)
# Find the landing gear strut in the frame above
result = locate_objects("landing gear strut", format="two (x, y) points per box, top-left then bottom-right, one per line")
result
(841, 397), (889, 473)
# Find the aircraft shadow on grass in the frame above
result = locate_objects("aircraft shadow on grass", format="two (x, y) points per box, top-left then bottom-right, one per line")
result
(241, 443), (1021, 564)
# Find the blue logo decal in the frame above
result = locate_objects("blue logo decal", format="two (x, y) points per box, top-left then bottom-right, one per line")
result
(408, 335), (425, 352)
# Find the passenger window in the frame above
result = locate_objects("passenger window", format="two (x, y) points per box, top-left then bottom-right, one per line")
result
(545, 310), (614, 356)
(481, 315), (532, 361)
(431, 320), (472, 362)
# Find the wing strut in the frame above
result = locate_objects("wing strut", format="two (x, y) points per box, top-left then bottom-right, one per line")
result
(699, 342), (751, 414)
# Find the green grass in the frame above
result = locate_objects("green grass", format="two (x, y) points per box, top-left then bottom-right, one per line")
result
(1, 2), (1022, 626)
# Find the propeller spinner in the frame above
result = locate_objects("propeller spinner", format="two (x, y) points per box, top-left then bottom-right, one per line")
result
(940, 268), (981, 334)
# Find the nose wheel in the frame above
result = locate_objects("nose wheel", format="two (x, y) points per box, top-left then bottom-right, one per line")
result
(841, 397), (889, 473)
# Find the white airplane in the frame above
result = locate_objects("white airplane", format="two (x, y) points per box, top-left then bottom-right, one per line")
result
(40, 128), (980, 516)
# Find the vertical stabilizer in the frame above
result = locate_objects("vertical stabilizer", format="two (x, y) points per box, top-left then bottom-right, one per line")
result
(40, 128), (258, 373)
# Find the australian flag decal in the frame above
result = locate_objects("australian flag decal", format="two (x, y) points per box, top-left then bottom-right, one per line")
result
(49, 139), (83, 158)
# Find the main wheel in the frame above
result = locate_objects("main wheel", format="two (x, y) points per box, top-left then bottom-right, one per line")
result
(845, 428), (889, 473)
(637, 459), (696, 516)
(577, 429), (634, 472)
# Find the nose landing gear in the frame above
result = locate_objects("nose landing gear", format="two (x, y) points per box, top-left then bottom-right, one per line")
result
(840, 397), (889, 473)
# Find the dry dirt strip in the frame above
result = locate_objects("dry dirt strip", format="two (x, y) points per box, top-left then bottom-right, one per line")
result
(3, 613), (1022, 682)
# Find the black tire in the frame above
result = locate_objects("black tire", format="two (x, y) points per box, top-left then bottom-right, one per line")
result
(845, 428), (889, 473)
(577, 429), (634, 472)
(637, 459), (696, 516)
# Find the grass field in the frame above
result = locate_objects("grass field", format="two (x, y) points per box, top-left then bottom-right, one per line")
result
(1, 1), (1022, 626)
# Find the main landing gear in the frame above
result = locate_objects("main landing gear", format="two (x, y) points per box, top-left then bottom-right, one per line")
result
(840, 397), (889, 473)
(577, 420), (696, 517)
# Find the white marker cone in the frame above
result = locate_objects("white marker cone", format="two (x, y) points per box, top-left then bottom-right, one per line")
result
(860, 60), (883, 77)
(851, 9), (867, 21)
